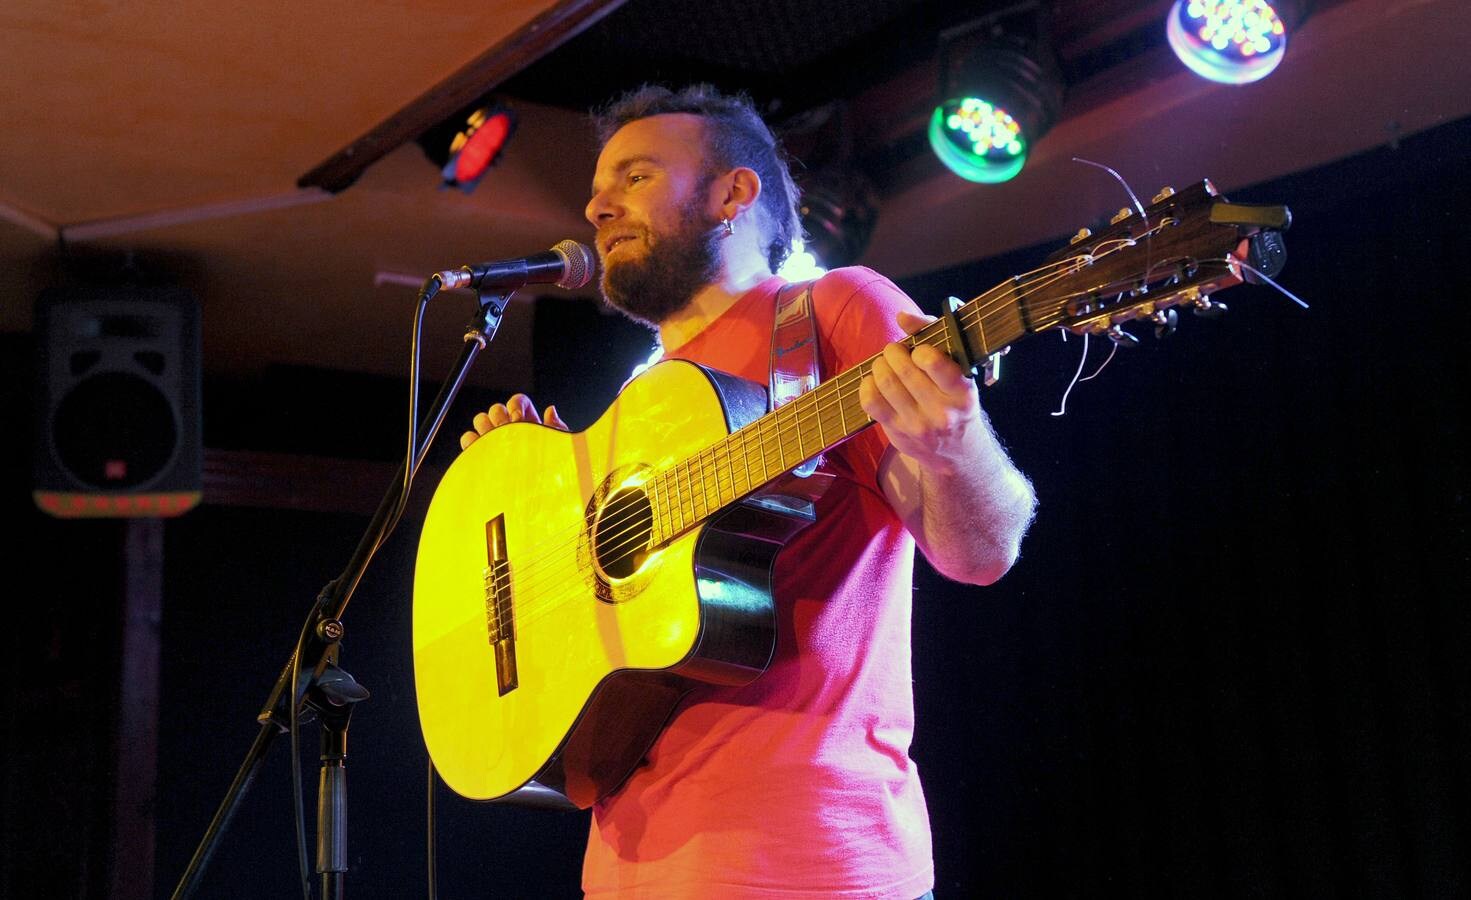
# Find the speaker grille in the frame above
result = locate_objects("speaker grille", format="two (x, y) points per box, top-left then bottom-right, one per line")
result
(52, 371), (179, 489)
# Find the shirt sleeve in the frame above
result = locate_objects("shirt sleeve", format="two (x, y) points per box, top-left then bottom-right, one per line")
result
(810, 266), (925, 493)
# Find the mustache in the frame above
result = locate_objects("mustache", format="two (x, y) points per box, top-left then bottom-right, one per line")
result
(596, 225), (647, 253)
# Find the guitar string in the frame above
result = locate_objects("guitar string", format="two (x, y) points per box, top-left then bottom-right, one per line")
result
(481, 234), (1193, 633)
(484, 238), (1203, 634)
(489, 236), (1191, 629)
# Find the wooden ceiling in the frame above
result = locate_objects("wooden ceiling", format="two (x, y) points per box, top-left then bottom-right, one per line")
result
(3, 0), (1469, 392)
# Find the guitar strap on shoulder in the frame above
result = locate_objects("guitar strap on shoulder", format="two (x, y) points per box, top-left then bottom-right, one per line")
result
(770, 279), (822, 477)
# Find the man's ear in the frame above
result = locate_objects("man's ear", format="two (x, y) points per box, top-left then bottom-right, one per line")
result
(715, 166), (762, 221)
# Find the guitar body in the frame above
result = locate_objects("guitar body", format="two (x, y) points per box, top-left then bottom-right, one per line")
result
(414, 360), (814, 808)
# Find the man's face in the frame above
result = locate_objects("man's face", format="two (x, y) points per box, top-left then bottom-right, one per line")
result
(585, 114), (723, 326)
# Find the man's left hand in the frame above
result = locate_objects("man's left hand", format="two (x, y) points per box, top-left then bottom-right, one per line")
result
(858, 310), (983, 476)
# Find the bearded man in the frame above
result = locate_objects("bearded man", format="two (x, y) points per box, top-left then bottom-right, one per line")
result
(460, 84), (1036, 900)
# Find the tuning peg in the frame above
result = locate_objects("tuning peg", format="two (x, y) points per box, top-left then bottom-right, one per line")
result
(1191, 296), (1228, 319)
(1152, 309), (1178, 339)
(1106, 324), (1139, 347)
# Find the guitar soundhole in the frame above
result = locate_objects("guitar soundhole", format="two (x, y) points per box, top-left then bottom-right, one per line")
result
(593, 487), (654, 581)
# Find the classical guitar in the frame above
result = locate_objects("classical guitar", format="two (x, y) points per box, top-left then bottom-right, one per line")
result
(413, 180), (1291, 808)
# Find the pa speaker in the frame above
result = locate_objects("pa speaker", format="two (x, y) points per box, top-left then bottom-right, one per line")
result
(33, 284), (202, 518)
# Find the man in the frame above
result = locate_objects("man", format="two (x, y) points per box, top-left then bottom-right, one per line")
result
(460, 85), (1036, 899)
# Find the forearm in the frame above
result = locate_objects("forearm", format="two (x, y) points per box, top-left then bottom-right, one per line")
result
(909, 418), (1036, 584)
(861, 307), (1037, 584)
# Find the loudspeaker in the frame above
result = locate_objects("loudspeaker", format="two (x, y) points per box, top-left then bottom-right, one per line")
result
(33, 284), (202, 518)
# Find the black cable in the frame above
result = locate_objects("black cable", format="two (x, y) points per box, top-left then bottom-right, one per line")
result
(284, 276), (443, 900)
(375, 278), (440, 553)
(289, 618), (314, 900)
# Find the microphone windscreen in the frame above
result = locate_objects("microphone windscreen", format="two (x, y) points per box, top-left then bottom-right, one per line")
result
(553, 240), (595, 290)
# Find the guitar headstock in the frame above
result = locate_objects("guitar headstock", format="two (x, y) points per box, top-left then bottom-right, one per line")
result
(1037, 180), (1290, 341)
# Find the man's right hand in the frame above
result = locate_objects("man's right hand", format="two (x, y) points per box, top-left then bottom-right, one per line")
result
(459, 393), (568, 451)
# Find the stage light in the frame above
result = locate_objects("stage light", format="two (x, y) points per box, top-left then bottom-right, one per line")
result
(777, 240), (827, 281)
(796, 168), (877, 268)
(416, 103), (517, 194)
(930, 17), (1063, 184)
(1166, 0), (1308, 84)
(929, 98), (1028, 184)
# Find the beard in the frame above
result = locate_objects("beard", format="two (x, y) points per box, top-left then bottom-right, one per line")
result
(598, 200), (721, 328)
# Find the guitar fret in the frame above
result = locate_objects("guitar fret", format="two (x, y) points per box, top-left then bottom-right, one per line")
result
(811, 393), (827, 457)
(713, 442), (729, 509)
(679, 460), (694, 531)
(837, 378), (852, 431)
(696, 448), (708, 516)
(701, 447), (716, 516)
(758, 415), (771, 484)
(723, 439), (735, 505)
(788, 400), (802, 463)
(654, 476), (670, 545)
(739, 426), (752, 496)
(785, 402), (801, 469)
(690, 451), (703, 521)
(673, 467), (685, 538)
(718, 438), (730, 506)
(648, 477), (661, 545)
(704, 446), (718, 512)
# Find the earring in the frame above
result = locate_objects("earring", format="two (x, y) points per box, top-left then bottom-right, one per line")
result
(722, 217), (735, 236)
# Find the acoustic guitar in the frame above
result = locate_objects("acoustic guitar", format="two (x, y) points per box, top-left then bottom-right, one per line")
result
(413, 180), (1291, 808)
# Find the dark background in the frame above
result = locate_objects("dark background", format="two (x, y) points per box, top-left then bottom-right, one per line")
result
(3, 114), (1468, 898)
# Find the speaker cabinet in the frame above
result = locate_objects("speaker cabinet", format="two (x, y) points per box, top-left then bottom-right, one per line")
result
(33, 285), (202, 518)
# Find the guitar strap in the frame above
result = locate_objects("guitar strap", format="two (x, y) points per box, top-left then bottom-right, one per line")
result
(770, 279), (822, 477)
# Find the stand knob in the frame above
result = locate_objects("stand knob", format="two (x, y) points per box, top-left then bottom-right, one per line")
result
(316, 618), (345, 642)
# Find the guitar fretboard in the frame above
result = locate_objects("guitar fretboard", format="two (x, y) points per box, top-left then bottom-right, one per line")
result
(642, 271), (1057, 546)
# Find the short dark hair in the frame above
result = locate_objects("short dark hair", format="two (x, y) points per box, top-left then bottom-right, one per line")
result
(593, 84), (803, 273)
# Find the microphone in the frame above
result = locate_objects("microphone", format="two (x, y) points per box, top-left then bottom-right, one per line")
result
(434, 239), (594, 291)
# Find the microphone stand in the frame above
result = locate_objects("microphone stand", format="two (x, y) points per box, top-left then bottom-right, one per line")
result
(171, 284), (516, 899)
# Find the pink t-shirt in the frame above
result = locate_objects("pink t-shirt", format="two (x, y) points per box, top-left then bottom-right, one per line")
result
(582, 268), (935, 900)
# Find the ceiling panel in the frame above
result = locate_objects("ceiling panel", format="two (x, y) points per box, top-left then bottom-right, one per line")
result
(2, 0), (1468, 393)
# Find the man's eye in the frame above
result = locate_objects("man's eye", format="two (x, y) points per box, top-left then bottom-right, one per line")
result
(628, 173), (647, 184)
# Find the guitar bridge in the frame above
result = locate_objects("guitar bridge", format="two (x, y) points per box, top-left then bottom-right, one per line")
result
(484, 515), (518, 695)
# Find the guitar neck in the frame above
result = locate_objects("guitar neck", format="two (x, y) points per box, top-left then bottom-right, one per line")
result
(643, 275), (1044, 545)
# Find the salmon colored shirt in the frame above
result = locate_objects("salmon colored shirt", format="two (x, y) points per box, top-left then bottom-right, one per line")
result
(582, 267), (935, 900)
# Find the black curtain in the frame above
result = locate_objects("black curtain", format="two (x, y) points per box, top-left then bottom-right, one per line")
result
(902, 114), (1470, 897)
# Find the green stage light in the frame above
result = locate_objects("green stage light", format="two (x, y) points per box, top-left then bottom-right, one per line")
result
(929, 97), (1028, 184)
(931, 14), (1062, 185)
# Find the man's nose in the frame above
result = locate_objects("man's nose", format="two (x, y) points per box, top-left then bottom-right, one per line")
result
(585, 191), (618, 227)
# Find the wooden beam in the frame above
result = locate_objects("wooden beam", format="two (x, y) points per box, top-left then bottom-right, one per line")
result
(298, 0), (629, 194)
